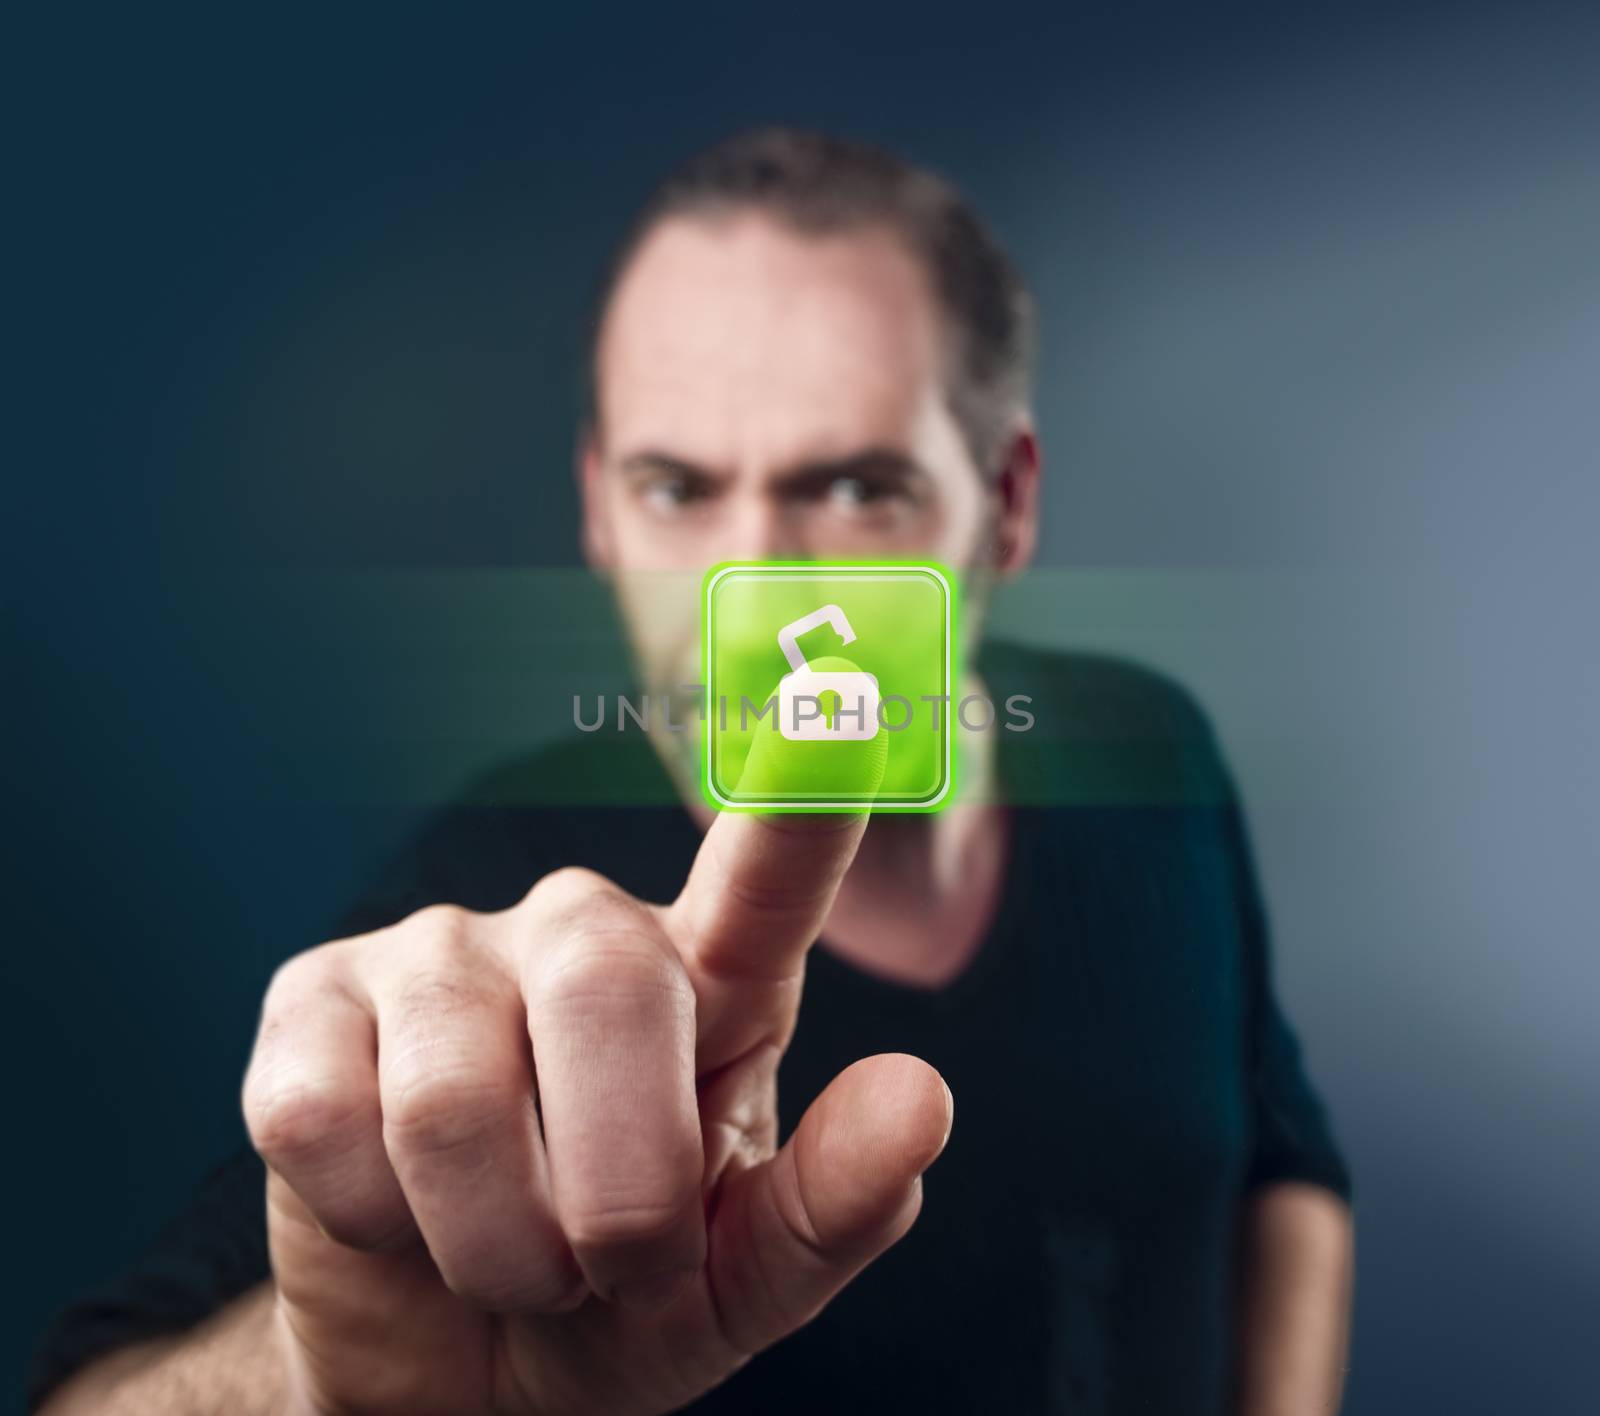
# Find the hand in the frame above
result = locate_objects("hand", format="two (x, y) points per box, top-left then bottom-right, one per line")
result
(243, 794), (952, 1414)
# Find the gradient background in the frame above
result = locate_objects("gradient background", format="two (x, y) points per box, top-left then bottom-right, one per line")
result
(8, 2), (1598, 1410)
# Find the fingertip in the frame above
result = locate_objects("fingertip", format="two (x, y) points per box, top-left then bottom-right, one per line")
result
(858, 1052), (953, 1174)
(735, 657), (890, 810)
(796, 1053), (952, 1252)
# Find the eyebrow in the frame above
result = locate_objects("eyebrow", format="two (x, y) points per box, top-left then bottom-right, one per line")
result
(615, 451), (728, 484)
(614, 447), (932, 493)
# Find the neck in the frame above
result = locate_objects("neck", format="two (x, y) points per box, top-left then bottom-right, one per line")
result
(821, 795), (1008, 991)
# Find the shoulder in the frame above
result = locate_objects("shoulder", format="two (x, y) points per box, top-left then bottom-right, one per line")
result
(980, 639), (1217, 739)
(332, 733), (691, 936)
(454, 730), (678, 809)
(979, 640), (1231, 807)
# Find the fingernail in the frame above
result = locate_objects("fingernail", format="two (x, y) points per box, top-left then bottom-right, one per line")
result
(613, 1265), (696, 1311)
(940, 1080), (955, 1147)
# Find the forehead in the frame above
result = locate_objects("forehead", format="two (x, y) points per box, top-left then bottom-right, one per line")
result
(595, 213), (946, 463)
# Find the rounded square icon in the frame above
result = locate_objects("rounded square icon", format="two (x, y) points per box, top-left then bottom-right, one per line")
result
(701, 562), (957, 812)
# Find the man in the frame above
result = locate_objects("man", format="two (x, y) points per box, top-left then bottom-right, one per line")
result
(34, 129), (1353, 1414)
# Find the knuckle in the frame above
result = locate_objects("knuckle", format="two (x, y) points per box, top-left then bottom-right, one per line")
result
(523, 865), (613, 913)
(244, 1073), (369, 1167)
(521, 868), (647, 943)
(252, 945), (364, 1070)
(382, 1061), (528, 1157)
(563, 1193), (695, 1255)
(536, 939), (692, 1020)
(385, 909), (499, 1008)
(520, 871), (690, 1018)
(390, 966), (497, 1031)
(515, 864), (614, 928)
(400, 901), (474, 957)
(437, 1249), (587, 1313)
(259, 946), (334, 1018)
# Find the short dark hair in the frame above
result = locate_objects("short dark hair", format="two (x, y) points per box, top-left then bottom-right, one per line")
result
(589, 127), (1035, 473)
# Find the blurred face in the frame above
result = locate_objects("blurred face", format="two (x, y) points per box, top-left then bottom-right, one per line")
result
(581, 212), (1035, 764)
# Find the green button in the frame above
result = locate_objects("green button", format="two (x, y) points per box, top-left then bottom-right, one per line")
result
(700, 562), (957, 812)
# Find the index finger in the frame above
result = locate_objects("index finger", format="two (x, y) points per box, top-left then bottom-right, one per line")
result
(666, 717), (887, 1050)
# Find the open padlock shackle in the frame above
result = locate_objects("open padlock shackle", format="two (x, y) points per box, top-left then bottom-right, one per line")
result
(776, 604), (857, 674)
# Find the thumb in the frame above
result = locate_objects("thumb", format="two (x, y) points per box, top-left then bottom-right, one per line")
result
(704, 1053), (953, 1357)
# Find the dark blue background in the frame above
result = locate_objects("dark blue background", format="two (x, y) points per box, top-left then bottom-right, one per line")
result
(10, 3), (1598, 1410)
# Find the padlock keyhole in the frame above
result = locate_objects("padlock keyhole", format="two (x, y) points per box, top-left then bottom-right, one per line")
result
(819, 689), (843, 729)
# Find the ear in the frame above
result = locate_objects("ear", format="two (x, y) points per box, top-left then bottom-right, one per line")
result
(577, 425), (614, 572)
(988, 424), (1041, 576)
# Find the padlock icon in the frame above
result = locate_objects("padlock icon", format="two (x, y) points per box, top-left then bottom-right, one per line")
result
(775, 605), (881, 742)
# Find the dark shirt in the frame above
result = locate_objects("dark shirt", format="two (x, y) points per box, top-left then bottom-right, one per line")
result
(29, 643), (1350, 1414)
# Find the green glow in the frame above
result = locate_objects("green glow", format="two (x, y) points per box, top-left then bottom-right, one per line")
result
(699, 561), (958, 813)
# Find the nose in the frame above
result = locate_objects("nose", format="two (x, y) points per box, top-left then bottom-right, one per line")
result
(721, 496), (804, 563)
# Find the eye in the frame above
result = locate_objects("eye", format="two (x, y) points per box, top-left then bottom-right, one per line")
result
(826, 474), (893, 509)
(640, 473), (714, 513)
